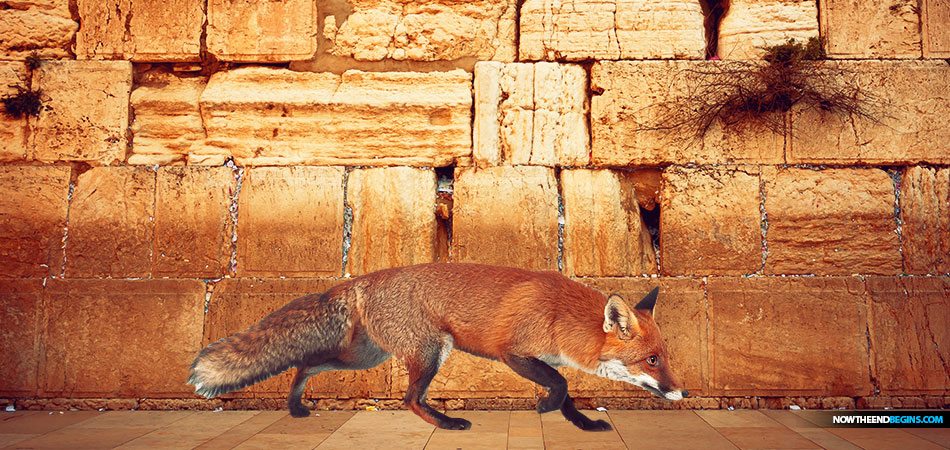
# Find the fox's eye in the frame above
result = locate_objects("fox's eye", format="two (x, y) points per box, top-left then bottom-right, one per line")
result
(646, 355), (658, 367)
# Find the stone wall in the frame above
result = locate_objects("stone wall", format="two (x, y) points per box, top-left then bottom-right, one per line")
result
(1, 0), (949, 411)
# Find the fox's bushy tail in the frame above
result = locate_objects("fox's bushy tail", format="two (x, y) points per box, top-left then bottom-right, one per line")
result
(187, 292), (348, 398)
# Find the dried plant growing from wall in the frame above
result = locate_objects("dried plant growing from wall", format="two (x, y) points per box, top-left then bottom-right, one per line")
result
(643, 38), (886, 140)
(2, 52), (44, 119)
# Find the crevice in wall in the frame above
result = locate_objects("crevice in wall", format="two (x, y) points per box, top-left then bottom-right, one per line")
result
(888, 167), (905, 274)
(581, 60), (596, 165)
(640, 203), (660, 271)
(226, 159), (243, 277)
(341, 167), (354, 276)
(758, 171), (769, 274)
(59, 181), (75, 279)
(435, 166), (454, 263)
(556, 167), (565, 272)
(699, 0), (729, 59)
(514, 0), (527, 62)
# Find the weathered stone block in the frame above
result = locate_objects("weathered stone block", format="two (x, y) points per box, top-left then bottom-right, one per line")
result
(237, 167), (344, 277)
(561, 169), (656, 277)
(578, 278), (708, 397)
(0, 279), (43, 396)
(67, 167), (155, 278)
(923, 0), (950, 57)
(30, 60), (132, 165)
(154, 167), (235, 278)
(867, 277), (950, 395)
(789, 61), (950, 165)
(199, 67), (472, 166)
(0, 0), (77, 60)
(207, 0), (317, 62)
(130, 73), (210, 165)
(591, 61), (784, 166)
(452, 166), (558, 270)
(203, 278), (390, 398)
(763, 167), (900, 275)
(661, 166), (762, 276)
(717, 0), (819, 59)
(0, 63), (29, 162)
(901, 166), (950, 274)
(391, 352), (535, 399)
(75, 0), (203, 61)
(0, 165), (69, 277)
(474, 62), (588, 167)
(41, 279), (205, 397)
(706, 277), (871, 396)
(323, 0), (516, 62)
(821, 0), (922, 59)
(347, 167), (437, 277)
(520, 0), (705, 61)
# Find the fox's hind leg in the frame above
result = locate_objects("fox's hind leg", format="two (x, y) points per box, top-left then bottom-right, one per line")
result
(503, 355), (611, 431)
(403, 336), (471, 430)
(288, 328), (391, 418)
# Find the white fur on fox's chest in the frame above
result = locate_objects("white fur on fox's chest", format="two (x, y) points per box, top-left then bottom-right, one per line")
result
(539, 354), (682, 401)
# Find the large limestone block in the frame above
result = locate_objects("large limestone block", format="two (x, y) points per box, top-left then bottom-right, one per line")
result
(717, 0), (819, 59)
(763, 167), (900, 275)
(0, 63), (29, 161)
(30, 60), (132, 165)
(0, 279), (43, 396)
(347, 167), (438, 277)
(867, 277), (950, 394)
(41, 279), (205, 397)
(474, 62), (588, 167)
(660, 166), (761, 276)
(820, 0), (921, 58)
(0, 166), (69, 277)
(75, 0), (203, 61)
(207, 0), (317, 62)
(591, 61), (784, 166)
(154, 167), (235, 278)
(0, 0), (77, 60)
(237, 167), (345, 277)
(452, 166), (559, 271)
(901, 166), (950, 274)
(561, 169), (656, 277)
(199, 67), (473, 166)
(706, 277), (871, 396)
(67, 167), (156, 278)
(130, 74), (211, 165)
(867, 277), (950, 395)
(323, 0), (517, 62)
(203, 279), (391, 399)
(789, 61), (950, 165)
(575, 278), (707, 397)
(923, 0), (950, 57)
(520, 0), (705, 61)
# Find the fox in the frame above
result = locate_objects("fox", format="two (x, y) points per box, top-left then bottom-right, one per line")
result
(187, 263), (687, 431)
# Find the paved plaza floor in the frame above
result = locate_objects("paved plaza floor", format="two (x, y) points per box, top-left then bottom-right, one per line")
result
(0, 409), (947, 449)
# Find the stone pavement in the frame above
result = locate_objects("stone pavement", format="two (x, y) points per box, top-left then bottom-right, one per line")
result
(0, 409), (947, 449)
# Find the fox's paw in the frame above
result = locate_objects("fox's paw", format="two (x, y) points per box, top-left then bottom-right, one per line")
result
(289, 404), (311, 418)
(574, 418), (612, 432)
(439, 417), (472, 430)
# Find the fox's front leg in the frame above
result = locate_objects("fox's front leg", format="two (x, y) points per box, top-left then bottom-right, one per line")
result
(503, 355), (611, 431)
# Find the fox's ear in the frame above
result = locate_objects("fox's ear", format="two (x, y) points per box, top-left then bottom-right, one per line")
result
(635, 287), (660, 316)
(603, 294), (639, 339)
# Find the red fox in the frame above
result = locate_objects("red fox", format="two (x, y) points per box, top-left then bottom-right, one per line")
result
(188, 263), (687, 431)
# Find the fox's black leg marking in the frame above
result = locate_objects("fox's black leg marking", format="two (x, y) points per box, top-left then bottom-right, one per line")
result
(288, 367), (315, 418)
(404, 342), (471, 430)
(502, 355), (568, 414)
(560, 394), (612, 431)
(503, 355), (611, 431)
